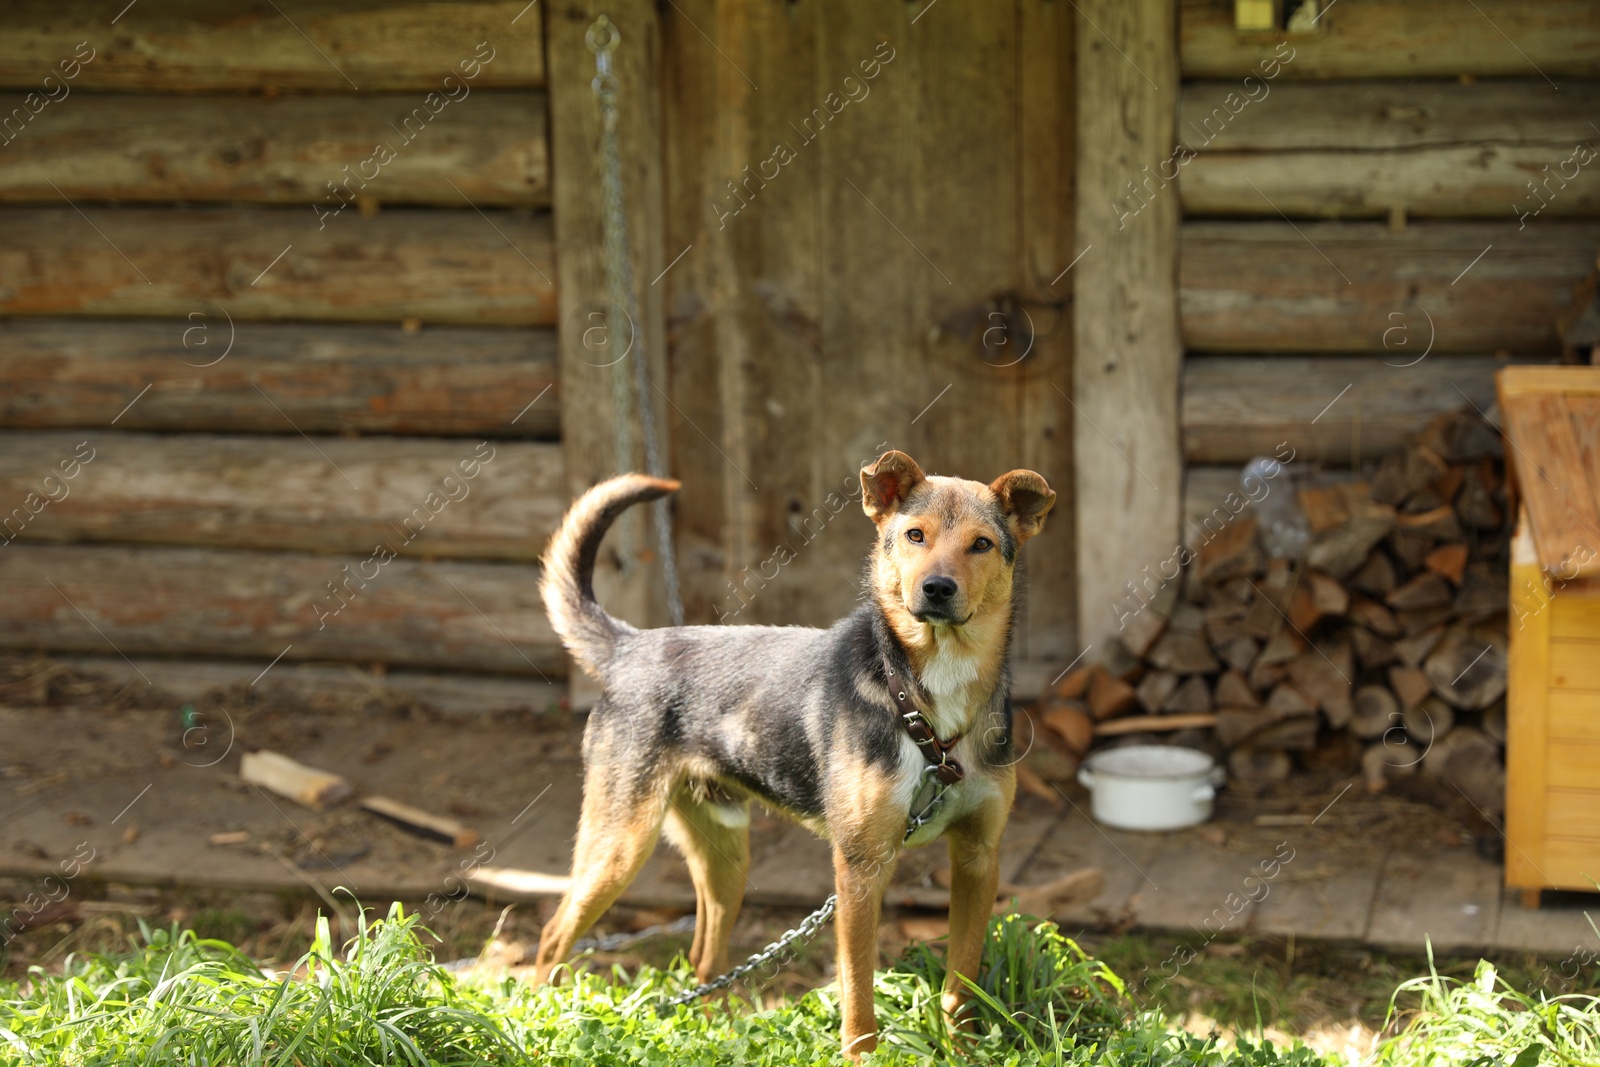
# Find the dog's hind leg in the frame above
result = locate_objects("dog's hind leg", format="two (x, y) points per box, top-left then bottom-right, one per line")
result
(662, 790), (750, 980)
(940, 775), (1013, 1026)
(532, 769), (668, 984)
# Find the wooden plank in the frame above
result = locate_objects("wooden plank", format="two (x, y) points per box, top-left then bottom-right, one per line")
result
(57, 656), (565, 716)
(0, 544), (563, 675)
(0, 319), (559, 439)
(1180, 0), (1600, 80)
(1543, 796), (1600, 862)
(1505, 514), (1552, 893)
(1552, 595), (1600, 641)
(1551, 689), (1600, 742)
(1548, 748), (1600, 791)
(545, 0), (672, 703)
(0, 431), (562, 559)
(1, 93), (548, 206)
(1543, 838), (1600, 889)
(0, 1), (543, 91)
(0, 206), (556, 326)
(1183, 355), (1510, 464)
(1182, 221), (1600, 354)
(1074, 0), (1182, 652)
(1500, 378), (1600, 578)
(1550, 639), (1600, 690)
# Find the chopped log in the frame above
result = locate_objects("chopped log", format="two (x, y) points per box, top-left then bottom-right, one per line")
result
(1387, 573), (1453, 611)
(1014, 763), (1061, 805)
(1393, 626), (1447, 668)
(0, 431), (562, 560)
(1453, 562), (1508, 619)
(1403, 696), (1455, 747)
(1179, 1), (1600, 80)
(1307, 500), (1398, 578)
(1398, 604), (1456, 636)
(1256, 628), (1308, 667)
(1119, 606), (1169, 659)
(1053, 666), (1094, 701)
(1424, 627), (1508, 709)
(0, 319), (560, 439)
(1146, 630), (1220, 674)
(1204, 605), (1252, 646)
(1308, 571), (1350, 617)
(1388, 666), (1433, 711)
(1397, 505), (1465, 542)
(361, 796), (479, 848)
(1425, 543), (1470, 585)
(1362, 741), (1419, 793)
(1288, 583), (1322, 633)
(0, 93), (550, 207)
(1298, 484), (1351, 533)
(0, 1), (546, 91)
(1183, 357), (1513, 464)
(1214, 669), (1260, 709)
(1350, 626), (1398, 670)
(1195, 514), (1260, 583)
(1420, 412), (1504, 464)
(1288, 649), (1353, 727)
(1164, 675), (1213, 714)
(1087, 670), (1139, 720)
(0, 207), (557, 327)
(1434, 465), (1466, 503)
(1481, 701), (1507, 745)
(0, 544), (564, 675)
(1136, 670), (1180, 714)
(1388, 529), (1434, 571)
(1349, 550), (1398, 597)
(1248, 716), (1320, 751)
(1350, 685), (1400, 740)
(1248, 660), (1289, 692)
(1423, 726), (1505, 812)
(1182, 222), (1600, 356)
(240, 750), (352, 811)
(1372, 448), (1449, 507)
(1457, 465), (1504, 529)
(1348, 596), (1403, 638)
(1266, 684), (1316, 717)
(1040, 704), (1094, 757)
(1298, 731), (1363, 776)
(1216, 636), (1260, 673)
(1094, 712), (1218, 737)
(1228, 747), (1291, 785)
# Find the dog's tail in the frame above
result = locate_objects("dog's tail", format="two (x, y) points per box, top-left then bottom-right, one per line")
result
(540, 473), (680, 677)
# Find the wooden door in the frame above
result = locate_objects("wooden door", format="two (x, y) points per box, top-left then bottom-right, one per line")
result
(659, 0), (1077, 674)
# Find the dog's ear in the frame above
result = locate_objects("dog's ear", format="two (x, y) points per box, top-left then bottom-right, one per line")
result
(860, 451), (926, 523)
(989, 469), (1055, 542)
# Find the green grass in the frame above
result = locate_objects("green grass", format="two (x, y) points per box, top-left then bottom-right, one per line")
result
(0, 904), (1595, 1067)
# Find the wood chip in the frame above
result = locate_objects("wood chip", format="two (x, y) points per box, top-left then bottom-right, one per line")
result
(361, 795), (480, 848)
(240, 750), (353, 811)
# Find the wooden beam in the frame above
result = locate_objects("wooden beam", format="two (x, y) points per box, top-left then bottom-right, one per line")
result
(0, 544), (563, 676)
(1180, 0), (1600, 79)
(1181, 221), (1600, 354)
(1074, 0), (1182, 652)
(0, 1), (544, 91)
(57, 655), (565, 716)
(545, 0), (673, 708)
(0, 206), (556, 326)
(0, 431), (563, 559)
(0, 93), (549, 206)
(0, 319), (559, 439)
(1181, 81), (1600, 220)
(1182, 355), (1516, 464)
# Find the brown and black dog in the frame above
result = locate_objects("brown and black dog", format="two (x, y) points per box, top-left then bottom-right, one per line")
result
(530, 450), (1054, 1057)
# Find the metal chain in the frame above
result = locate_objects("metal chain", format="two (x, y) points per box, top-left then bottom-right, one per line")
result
(657, 768), (952, 1012)
(588, 15), (683, 625)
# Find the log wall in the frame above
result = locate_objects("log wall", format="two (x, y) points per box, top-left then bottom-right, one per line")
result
(0, 1), (567, 686)
(1175, 1), (1600, 485)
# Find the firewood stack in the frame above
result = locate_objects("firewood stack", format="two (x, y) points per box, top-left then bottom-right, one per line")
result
(1025, 409), (1512, 813)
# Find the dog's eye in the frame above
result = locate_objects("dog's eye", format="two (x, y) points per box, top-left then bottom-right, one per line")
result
(906, 529), (924, 544)
(972, 537), (993, 553)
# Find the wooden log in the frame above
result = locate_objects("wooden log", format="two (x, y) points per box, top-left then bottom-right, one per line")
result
(1164, 675), (1213, 714)
(1228, 746), (1290, 784)
(0, 1), (545, 91)
(1403, 695), (1455, 747)
(1183, 356), (1514, 464)
(1350, 684), (1399, 739)
(0, 431), (562, 559)
(1040, 704), (1094, 757)
(1181, 222), (1600, 355)
(1362, 740), (1418, 792)
(1425, 626), (1509, 709)
(0, 207), (556, 326)
(1088, 669), (1139, 720)
(1180, 81), (1600, 219)
(0, 544), (564, 675)
(1095, 712), (1217, 737)
(1135, 669), (1179, 714)
(0, 319), (558, 439)
(240, 750), (352, 811)
(1074, 0), (1182, 652)
(1, 93), (549, 207)
(1180, 0), (1600, 79)
(1423, 725), (1505, 811)
(360, 795), (479, 848)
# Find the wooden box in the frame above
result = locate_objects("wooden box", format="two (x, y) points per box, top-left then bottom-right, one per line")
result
(1499, 367), (1600, 906)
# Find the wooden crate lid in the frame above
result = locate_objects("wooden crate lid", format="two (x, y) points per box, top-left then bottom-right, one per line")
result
(1496, 366), (1600, 578)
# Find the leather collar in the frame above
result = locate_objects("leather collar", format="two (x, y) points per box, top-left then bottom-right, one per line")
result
(881, 649), (965, 785)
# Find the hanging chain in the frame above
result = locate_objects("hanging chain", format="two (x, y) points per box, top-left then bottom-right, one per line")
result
(657, 769), (952, 1011)
(588, 15), (683, 625)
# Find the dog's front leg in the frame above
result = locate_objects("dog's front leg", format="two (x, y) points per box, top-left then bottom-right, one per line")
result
(832, 839), (897, 1060)
(941, 786), (1011, 1026)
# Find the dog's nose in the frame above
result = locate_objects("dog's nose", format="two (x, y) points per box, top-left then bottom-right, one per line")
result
(921, 576), (957, 603)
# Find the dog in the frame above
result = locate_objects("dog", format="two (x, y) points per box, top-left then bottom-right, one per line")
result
(530, 450), (1055, 1058)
